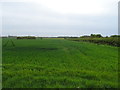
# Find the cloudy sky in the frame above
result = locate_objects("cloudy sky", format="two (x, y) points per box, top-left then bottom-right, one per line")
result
(1, 0), (119, 37)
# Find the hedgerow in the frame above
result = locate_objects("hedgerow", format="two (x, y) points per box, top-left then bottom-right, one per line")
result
(67, 37), (120, 47)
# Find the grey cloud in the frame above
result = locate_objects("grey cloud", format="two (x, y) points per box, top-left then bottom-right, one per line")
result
(2, 2), (118, 36)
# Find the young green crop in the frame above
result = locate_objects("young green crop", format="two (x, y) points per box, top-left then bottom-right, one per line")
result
(2, 38), (119, 88)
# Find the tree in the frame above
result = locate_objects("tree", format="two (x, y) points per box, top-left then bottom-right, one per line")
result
(90, 34), (102, 38)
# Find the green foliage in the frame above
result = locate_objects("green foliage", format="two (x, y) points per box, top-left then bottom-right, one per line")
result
(80, 34), (102, 38)
(91, 34), (102, 38)
(80, 35), (91, 38)
(110, 35), (120, 38)
(68, 37), (120, 47)
(17, 36), (36, 39)
(2, 38), (118, 88)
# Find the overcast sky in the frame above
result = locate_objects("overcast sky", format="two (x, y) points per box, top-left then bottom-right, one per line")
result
(1, 0), (119, 37)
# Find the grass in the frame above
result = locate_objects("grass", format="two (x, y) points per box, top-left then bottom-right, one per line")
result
(2, 38), (119, 88)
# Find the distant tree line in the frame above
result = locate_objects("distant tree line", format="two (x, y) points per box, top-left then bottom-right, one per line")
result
(110, 35), (120, 38)
(80, 34), (120, 38)
(17, 36), (36, 39)
(67, 34), (120, 47)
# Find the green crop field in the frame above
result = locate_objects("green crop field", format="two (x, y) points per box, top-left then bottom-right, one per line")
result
(2, 38), (119, 88)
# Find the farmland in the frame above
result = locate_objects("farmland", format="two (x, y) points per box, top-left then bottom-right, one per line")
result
(2, 38), (119, 88)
